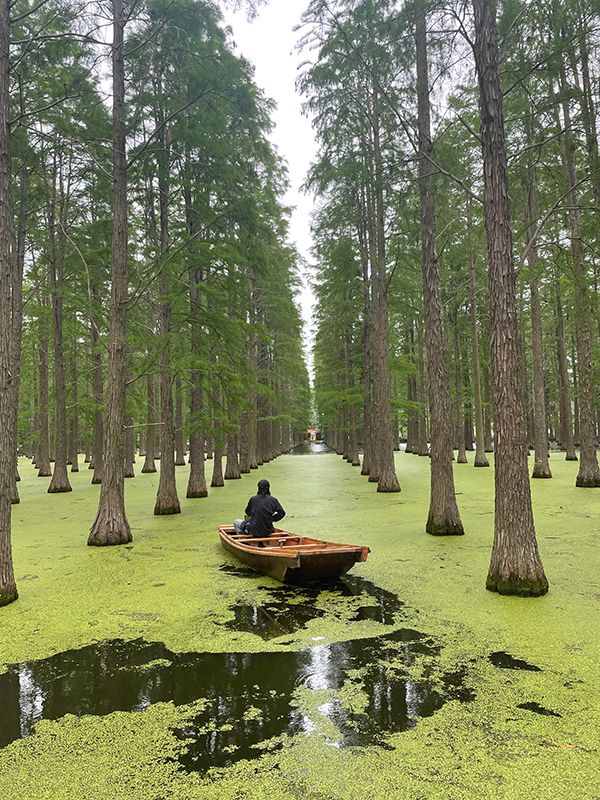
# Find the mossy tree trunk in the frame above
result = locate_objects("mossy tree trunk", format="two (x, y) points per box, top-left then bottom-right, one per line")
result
(153, 124), (180, 516)
(468, 209), (489, 467)
(416, 0), (463, 532)
(141, 371), (157, 473)
(90, 284), (104, 485)
(0, 0), (18, 604)
(556, 69), (600, 487)
(88, 0), (132, 546)
(554, 277), (577, 460)
(472, 0), (548, 596)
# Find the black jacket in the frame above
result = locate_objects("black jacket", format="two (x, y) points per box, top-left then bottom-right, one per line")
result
(245, 494), (286, 536)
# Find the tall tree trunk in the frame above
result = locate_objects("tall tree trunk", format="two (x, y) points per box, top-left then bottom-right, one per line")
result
(416, 319), (429, 456)
(91, 287), (104, 485)
(0, 0), (17, 603)
(472, 0), (547, 595)
(47, 162), (72, 494)
(10, 163), (28, 502)
(174, 374), (186, 466)
(468, 216), (489, 467)
(225, 431), (241, 479)
(154, 124), (180, 515)
(88, 0), (132, 545)
(370, 85), (400, 492)
(453, 312), (467, 464)
(69, 341), (79, 473)
(556, 70), (600, 486)
(141, 371), (157, 473)
(415, 1), (463, 532)
(554, 278), (577, 460)
(524, 171), (551, 478)
(37, 304), (52, 477)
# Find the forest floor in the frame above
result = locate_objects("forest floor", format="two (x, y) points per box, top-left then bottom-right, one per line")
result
(0, 451), (598, 800)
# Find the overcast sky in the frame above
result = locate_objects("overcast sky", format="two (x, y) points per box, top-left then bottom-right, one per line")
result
(222, 1), (318, 363)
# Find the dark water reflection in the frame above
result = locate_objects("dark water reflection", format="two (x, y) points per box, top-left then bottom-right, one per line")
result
(0, 629), (473, 771)
(221, 574), (404, 639)
(290, 442), (334, 455)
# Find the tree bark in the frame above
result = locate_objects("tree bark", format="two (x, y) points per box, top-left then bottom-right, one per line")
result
(415, 0), (463, 532)
(90, 286), (104, 485)
(47, 159), (72, 494)
(554, 278), (577, 460)
(174, 374), (186, 466)
(88, 0), (132, 545)
(141, 371), (157, 473)
(154, 124), (180, 515)
(69, 341), (79, 473)
(556, 70), (600, 486)
(472, 0), (547, 595)
(0, 0), (17, 604)
(524, 171), (551, 478)
(468, 217), (489, 467)
(37, 302), (52, 477)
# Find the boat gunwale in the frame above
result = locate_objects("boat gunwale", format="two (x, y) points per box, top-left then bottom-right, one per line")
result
(218, 526), (369, 561)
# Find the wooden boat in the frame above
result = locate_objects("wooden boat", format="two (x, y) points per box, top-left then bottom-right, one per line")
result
(218, 525), (370, 583)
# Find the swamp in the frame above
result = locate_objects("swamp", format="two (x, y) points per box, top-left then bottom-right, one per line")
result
(0, 451), (598, 799)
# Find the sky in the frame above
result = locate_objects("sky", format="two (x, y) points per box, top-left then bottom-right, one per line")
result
(222, 1), (318, 368)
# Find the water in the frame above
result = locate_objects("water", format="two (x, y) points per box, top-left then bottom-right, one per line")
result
(220, 572), (404, 639)
(290, 442), (334, 455)
(488, 651), (541, 671)
(0, 629), (474, 771)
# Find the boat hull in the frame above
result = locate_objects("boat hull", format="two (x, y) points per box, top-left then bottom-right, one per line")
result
(218, 526), (369, 583)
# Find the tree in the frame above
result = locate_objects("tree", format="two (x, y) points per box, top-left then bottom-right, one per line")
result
(471, 0), (548, 596)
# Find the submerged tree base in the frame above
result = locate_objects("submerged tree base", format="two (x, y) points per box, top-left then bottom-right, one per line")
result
(575, 473), (600, 487)
(426, 518), (464, 536)
(48, 484), (73, 494)
(0, 588), (18, 606)
(186, 488), (208, 499)
(153, 501), (181, 516)
(486, 571), (549, 597)
(531, 466), (552, 478)
(88, 513), (132, 547)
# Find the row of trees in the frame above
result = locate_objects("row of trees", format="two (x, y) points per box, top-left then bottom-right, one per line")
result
(305, 0), (600, 596)
(0, 0), (309, 605)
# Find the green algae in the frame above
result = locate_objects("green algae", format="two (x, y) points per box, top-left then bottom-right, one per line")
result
(0, 453), (599, 799)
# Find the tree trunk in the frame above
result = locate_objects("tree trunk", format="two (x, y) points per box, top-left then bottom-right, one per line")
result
(554, 278), (577, 460)
(154, 124), (180, 516)
(0, 0), (17, 604)
(225, 432), (241, 479)
(9, 163), (28, 502)
(468, 221), (489, 466)
(556, 70), (600, 487)
(69, 341), (79, 473)
(88, 0), (132, 545)
(370, 84), (400, 492)
(37, 302), (52, 477)
(47, 163), (72, 494)
(416, 320), (429, 456)
(91, 288), (104, 485)
(415, 0), (463, 532)
(174, 374), (186, 466)
(141, 371), (157, 473)
(453, 313), (467, 464)
(472, 0), (547, 595)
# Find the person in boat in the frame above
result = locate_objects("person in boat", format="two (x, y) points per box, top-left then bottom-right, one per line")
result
(234, 479), (286, 541)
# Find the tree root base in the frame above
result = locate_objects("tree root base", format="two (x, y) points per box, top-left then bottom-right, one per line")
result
(141, 467), (157, 473)
(531, 468), (552, 479)
(91, 477), (102, 485)
(565, 454), (578, 461)
(48, 485), (73, 494)
(427, 520), (464, 536)
(153, 503), (181, 515)
(0, 589), (18, 606)
(186, 489), (208, 498)
(377, 483), (401, 493)
(486, 572), (548, 597)
(575, 475), (600, 487)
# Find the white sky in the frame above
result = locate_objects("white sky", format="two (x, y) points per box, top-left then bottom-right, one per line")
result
(222, 1), (317, 369)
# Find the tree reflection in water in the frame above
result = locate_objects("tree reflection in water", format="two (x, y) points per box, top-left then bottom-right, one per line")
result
(0, 629), (473, 771)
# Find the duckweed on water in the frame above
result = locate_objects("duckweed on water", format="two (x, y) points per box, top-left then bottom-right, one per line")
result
(0, 453), (599, 799)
